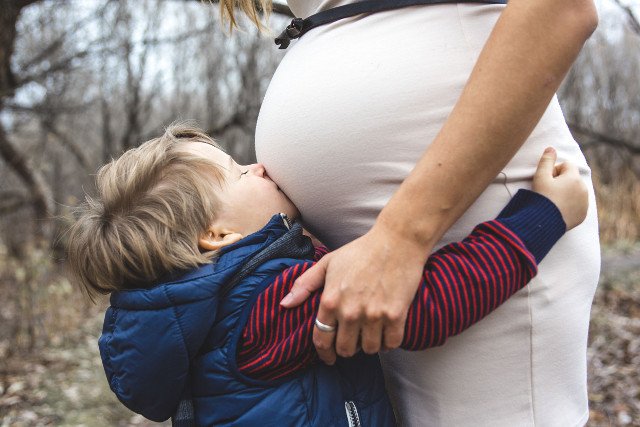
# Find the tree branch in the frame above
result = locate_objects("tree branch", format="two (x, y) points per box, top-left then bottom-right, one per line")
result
(20, 2), (112, 70)
(0, 126), (54, 221)
(141, 23), (217, 45)
(0, 197), (32, 216)
(43, 121), (91, 170)
(206, 110), (252, 137)
(5, 100), (94, 115)
(0, 190), (27, 199)
(568, 122), (640, 155)
(16, 45), (118, 87)
(16, 0), (43, 9)
(182, 0), (294, 17)
(271, 2), (294, 17)
(612, 0), (640, 36)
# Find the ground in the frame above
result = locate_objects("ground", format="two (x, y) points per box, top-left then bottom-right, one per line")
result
(0, 245), (638, 426)
(588, 244), (640, 426)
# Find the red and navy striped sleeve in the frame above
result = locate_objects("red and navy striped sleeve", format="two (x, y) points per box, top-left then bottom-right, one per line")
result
(237, 190), (566, 380)
(314, 245), (329, 261)
(237, 262), (319, 381)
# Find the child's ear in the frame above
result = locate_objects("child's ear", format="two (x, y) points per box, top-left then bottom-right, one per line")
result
(199, 226), (244, 251)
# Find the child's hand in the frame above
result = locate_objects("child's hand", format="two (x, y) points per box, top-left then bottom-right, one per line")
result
(532, 147), (588, 230)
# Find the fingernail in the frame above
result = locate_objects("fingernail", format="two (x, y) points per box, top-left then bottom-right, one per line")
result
(544, 147), (555, 154)
(280, 292), (294, 306)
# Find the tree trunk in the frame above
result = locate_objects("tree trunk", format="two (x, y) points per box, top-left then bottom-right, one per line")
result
(0, 0), (52, 242)
(0, 2), (21, 100)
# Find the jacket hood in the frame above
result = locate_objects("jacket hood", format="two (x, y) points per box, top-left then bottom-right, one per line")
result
(98, 214), (294, 421)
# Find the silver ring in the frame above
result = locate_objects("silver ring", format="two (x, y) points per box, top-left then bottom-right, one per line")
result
(314, 318), (336, 333)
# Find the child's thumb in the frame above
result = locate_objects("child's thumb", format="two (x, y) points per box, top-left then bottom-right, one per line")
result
(535, 147), (558, 179)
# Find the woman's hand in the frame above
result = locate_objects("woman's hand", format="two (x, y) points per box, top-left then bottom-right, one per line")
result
(281, 224), (430, 364)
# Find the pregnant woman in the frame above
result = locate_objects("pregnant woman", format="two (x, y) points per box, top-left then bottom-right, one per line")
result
(223, 0), (600, 425)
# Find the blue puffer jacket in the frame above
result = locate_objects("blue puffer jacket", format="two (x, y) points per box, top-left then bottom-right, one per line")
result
(99, 214), (396, 426)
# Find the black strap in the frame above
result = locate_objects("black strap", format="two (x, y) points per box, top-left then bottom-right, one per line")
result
(275, 0), (507, 49)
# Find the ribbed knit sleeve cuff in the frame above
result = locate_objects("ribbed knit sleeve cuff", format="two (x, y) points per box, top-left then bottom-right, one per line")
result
(496, 189), (567, 264)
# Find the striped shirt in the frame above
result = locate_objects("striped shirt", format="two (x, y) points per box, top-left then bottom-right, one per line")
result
(237, 190), (565, 381)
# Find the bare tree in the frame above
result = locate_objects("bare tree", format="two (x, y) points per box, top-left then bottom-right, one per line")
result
(0, 0), (51, 241)
(560, 0), (640, 166)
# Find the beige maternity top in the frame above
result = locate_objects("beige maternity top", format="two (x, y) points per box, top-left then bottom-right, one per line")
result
(255, 2), (601, 425)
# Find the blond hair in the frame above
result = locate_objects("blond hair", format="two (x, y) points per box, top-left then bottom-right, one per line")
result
(67, 123), (225, 299)
(218, 0), (272, 31)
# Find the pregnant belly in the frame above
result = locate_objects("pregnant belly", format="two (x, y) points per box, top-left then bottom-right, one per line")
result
(256, 3), (584, 248)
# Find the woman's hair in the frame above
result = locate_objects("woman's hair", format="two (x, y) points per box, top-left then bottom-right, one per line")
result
(218, 0), (272, 31)
(67, 122), (226, 299)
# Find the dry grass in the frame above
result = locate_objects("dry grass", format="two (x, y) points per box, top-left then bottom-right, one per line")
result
(591, 164), (640, 244)
(0, 247), (93, 357)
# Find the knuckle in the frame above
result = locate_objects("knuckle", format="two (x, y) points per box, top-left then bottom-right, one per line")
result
(364, 309), (383, 322)
(384, 308), (405, 324)
(313, 337), (330, 351)
(337, 346), (355, 358)
(321, 295), (339, 312)
(341, 310), (360, 323)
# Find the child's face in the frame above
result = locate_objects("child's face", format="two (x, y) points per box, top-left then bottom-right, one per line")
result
(184, 142), (299, 237)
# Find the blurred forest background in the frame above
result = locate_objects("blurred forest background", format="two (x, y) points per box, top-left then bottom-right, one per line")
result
(0, 0), (638, 425)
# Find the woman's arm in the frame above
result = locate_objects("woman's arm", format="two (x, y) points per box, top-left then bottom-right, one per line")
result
(238, 185), (573, 380)
(283, 0), (598, 364)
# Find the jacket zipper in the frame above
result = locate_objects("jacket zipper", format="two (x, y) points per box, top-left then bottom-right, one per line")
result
(279, 213), (291, 230)
(345, 401), (361, 427)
